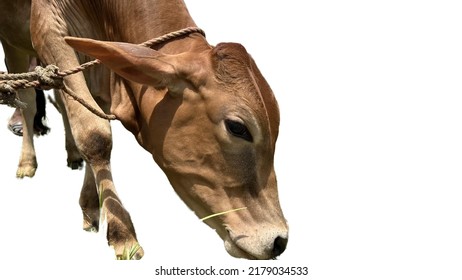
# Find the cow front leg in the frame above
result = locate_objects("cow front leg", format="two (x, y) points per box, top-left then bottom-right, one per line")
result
(57, 86), (143, 259)
(2, 43), (38, 178)
(77, 128), (143, 259)
(93, 164), (144, 260)
(80, 164), (100, 232)
(53, 90), (84, 169)
(30, 5), (142, 259)
(16, 88), (37, 178)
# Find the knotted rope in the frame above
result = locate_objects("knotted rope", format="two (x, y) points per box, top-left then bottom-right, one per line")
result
(0, 26), (205, 120)
(0, 65), (63, 108)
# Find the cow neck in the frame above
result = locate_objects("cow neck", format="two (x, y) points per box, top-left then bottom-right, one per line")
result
(100, 0), (203, 51)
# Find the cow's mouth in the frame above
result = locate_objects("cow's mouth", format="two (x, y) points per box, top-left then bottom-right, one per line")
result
(223, 233), (258, 260)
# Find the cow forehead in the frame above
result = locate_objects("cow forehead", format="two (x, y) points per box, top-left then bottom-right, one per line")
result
(210, 43), (280, 143)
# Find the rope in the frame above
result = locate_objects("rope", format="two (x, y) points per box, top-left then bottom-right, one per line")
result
(62, 84), (117, 120)
(0, 27), (205, 120)
(140, 26), (205, 48)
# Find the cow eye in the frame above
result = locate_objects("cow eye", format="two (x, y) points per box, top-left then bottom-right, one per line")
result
(225, 119), (253, 142)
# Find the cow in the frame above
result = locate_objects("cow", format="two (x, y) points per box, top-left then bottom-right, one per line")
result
(0, 0), (41, 177)
(1, 0), (288, 260)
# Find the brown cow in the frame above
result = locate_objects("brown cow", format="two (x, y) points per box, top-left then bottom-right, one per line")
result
(2, 0), (288, 260)
(0, 0), (40, 177)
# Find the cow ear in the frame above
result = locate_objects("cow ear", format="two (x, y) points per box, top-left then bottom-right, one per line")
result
(64, 36), (200, 93)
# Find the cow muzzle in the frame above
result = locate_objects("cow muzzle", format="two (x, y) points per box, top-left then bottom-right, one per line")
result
(223, 227), (288, 260)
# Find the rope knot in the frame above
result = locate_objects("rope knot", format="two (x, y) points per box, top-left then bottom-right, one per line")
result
(0, 27), (204, 117)
(0, 82), (27, 108)
(35, 65), (64, 90)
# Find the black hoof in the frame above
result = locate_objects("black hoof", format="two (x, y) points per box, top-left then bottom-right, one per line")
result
(68, 158), (84, 170)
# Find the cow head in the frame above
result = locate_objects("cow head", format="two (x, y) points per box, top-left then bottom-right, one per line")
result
(66, 36), (288, 259)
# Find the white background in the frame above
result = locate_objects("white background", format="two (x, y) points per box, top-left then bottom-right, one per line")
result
(1, 1), (462, 279)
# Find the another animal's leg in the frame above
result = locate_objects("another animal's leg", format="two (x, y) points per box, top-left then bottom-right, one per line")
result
(80, 164), (100, 232)
(7, 108), (23, 136)
(2, 43), (37, 178)
(54, 90), (83, 169)
(30, 58), (49, 136)
(33, 88), (50, 135)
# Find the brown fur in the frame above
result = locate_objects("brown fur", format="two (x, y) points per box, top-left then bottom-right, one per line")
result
(1, 0), (288, 260)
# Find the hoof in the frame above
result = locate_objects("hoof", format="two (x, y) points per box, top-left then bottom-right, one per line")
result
(83, 221), (99, 233)
(16, 165), (37, 178)
(67, 158), (84, 170)
(115, 242), (144, 260)
(82, 210), (100, 232)
(33, 124), (50, 136)
(8, 121), (50, 137)
(8, 122), (23, 137)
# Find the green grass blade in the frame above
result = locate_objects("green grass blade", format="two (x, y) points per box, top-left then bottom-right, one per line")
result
(200, 207), (247, 222)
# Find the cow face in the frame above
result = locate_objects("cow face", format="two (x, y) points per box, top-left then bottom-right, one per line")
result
(66, 37), (288, 259)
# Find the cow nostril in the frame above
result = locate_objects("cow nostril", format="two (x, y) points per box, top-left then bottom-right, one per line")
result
(272, 236), (288, 258)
